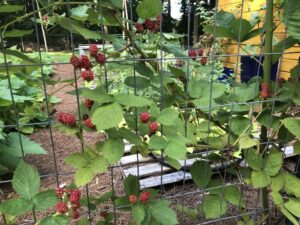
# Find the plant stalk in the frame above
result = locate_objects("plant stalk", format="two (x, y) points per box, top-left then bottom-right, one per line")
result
(261, 0), (273, 219)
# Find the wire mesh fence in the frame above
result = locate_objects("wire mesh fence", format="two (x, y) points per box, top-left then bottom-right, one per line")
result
(0, 0), (300, 225)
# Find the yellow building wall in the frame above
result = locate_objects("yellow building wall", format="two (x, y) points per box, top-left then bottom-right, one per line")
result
(218, 0), (300, 80)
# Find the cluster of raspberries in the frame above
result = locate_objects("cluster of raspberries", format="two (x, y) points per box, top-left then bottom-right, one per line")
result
(260, 82), (272, 99)
(135, 15), (162, 33)
(188, 48), (207, 65)
(55, 187), (81, 220)
(82, 99), (96, 130)
(70, 44), (106, 82)
(139, 112), (159, 134)
(129, 191), (151, 204)
(58, 112), (77, 126)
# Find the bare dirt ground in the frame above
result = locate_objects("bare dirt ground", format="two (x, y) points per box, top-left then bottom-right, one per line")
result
(1, 64), (289, 225)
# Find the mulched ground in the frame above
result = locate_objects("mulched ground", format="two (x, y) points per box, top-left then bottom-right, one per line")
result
(0, 64), (289, 225)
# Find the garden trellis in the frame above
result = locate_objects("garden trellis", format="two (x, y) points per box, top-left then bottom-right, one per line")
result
(0, 0), (300, 225)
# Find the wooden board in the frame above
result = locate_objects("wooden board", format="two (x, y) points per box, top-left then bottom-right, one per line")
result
(119, 142), (296, 189)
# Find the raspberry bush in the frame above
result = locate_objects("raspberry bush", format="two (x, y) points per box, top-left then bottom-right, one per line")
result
(1, 0), (300, 224)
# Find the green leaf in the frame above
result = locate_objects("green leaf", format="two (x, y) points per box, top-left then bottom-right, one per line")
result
(229, 116), (251, 136)
(165, 140), (186, 160)
(76, 217), (89, 225)
(238, 135), (258, 156)
(92, 102), (124, 131)
(251, 170), (271, 188)
(272, 37), (298, 64)
(3, 29), (34, 38)
(118, 128), (143, 146)
(148, 135), (168, 150)
(280, 208), (299, 225)
(12, 161), (40, 200)
(0, 4), (23, 13)
(157, 108), (179, 126)
(234, 83), (259, 102)
(203, 194), (227, 219)
(33, 190), (59, 211)
(102, 138), (124, 163)
(135, 63), (154, 79)
(271, 175), (285, 192)
(257, 110), (280, 130)
(0, 132), (46, 157)
(224, 185), (244, 207)
(0, 198), (32, 216)
(124, 175), (140, 196)
(39, 215), (69, 225)
(71, 5), (89, 21)
(243, 28), (264, 42)
(65, 153), (88, 169)
(263, 152), (283, 176)
(132, 204), (145, 224)
(165, 157), (182, 170)
(293, 141), (300, 155)
(75, 155), (108, 187)
(282, 118), (300, 138)
(79, 87), (113, 104)
(115, 94), (151, 107)
(244, 149), (263, 171)
(284, 0), (300, 40)
(284, 174), (300, 198)
(271, 191), (283, 206)
(149, 200), (178, 225)
(284, 198), (300, 217)
(188, 79), (226, 99)
(190, 161), (212, 188)
(125, 76), (150, 89)
(54, 16), (101, 40)
(136, 0), (162, 20)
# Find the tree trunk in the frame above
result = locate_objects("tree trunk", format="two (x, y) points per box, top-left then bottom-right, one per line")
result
(193, 0), (199, 46)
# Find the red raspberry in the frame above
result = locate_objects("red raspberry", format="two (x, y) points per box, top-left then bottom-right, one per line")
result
(42, 15), (49, 21)
(96, 52), (106, 65)
(72, 210), (80, 219)
(135, 23), (144, 33)
(72, 201), (81, 210)
(70, 55), (80, 68)
(55, 187), (65, 197)
(140, 112), (150, 123)
(198, 48), (203, 56)
(78, 55), (91, 69)
(144, 19), (156, 31)
(261, 89), (270, 98)
(84, 99), (94, 110)
(149, 121), (159, 133)
(55, 202), (68, 214)
(58, 112), (77, 126)
(129, 195), (138, 204)
(89, 44), (98, 57)
(201, 57), (207, 65)
(84, 118), (96, 129)
(139, 192), (151, 203)
(188, 49), (197, 60)
(261, 82), (268, 90)
(69, 189), (81, 204)
(156, 15), (162, 24)
(81, 70), (94, 82)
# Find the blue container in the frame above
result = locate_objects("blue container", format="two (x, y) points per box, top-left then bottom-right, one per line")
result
(240, 55), (279, 82)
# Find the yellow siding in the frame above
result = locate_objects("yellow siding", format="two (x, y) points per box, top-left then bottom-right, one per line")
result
(218, 0), (300, 79)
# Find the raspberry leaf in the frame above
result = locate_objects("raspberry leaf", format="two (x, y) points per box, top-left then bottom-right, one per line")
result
(132, 204), (145, 224)
(136, 0), (162, 20)
(124, 175), (140, 196)
(251, 170), (271, 188)
(190, 161), (212, 189)
(101, 138), (124, 163)
(203, 194), (227, 219)
(33, 190), (59, 211)
(0, 198), (33, 217)
(39, 215), (69, 225)
(12, 161), (40, 200)
(157, 107), (178, 126)
(149, 200), (178, 225)
(115, 94), (152, 107)
(92, 102), (124, 131)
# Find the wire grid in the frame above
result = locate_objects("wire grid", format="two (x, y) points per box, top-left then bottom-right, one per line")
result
(0, 0), (299, 224)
